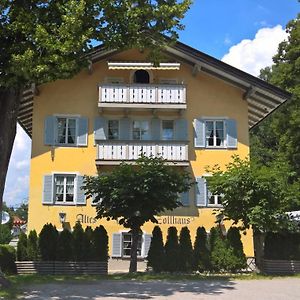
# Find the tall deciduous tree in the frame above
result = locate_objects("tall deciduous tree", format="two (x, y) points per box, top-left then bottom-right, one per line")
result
(84, 155), (192, 272)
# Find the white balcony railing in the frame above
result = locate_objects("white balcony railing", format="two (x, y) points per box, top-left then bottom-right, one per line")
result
(99, 84), (186, 105)
(96, 141), (188, 163)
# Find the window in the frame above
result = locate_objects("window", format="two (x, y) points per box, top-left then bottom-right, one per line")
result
(108, 120), (119, 140)
(57, 117), (76, 145)
(54, 175), (76, 203)
(208, 193), (222, 206)
(162, 120), (174, 140)
(205, 120), (225, 147)
(132, 120), (149, 140)
(122, 233), (142, 257)
(133, 70), (150, 84)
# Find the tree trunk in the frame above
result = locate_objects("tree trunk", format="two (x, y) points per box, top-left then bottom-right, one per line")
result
(0, 86), (22, 223)
(129, 227), (140, 273)
(253, 229), (266, 272)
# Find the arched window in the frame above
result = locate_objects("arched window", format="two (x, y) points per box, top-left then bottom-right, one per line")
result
(133, 70), (150, 84)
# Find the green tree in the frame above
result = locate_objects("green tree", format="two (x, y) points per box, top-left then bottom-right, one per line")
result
(147, 226), (164, 273)
(207, 156), (298, 269)
(84, 155), (192, 272)
(84, 226), (94, 260)
(27, 230), (39, 260)
(16, 232), (27, 261)
(193, 226), (210, 272)
(39, 223), (58, 261)
(0, 225), (12, 244)
(164, 227), (179, 272)
(72, 222), (85, 261)
(178, 227), (193, 272)
(56, 229), (73, 261)
(92, 225), (109, 262)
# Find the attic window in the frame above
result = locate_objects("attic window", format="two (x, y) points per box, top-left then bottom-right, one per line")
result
(133, 70), (150, 84)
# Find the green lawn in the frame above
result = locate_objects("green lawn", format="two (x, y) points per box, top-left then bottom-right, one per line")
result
(1, 272), (300, 300)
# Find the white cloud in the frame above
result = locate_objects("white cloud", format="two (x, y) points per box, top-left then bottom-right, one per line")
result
(15, 160), (30, 170)
(221, 25), (287, 76)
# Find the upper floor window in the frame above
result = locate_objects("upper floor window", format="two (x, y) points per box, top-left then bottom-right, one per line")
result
(133, 70), (150, 84)
(162, 120), (174, 140)
(108, 120), (119, 140)
(57, 117), (76, 145)
(132, 120), (150, 140)
(205, 120), (225, 147)
(54, 174), (76, 203)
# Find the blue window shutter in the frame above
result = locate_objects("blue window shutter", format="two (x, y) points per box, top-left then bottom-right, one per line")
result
(195, 177), (207, 207)
(180, 191), (189, 206)
(194, 118), (205, 147)
(119, 118), (131, 140)
(76, 175), (86, 205)
(77, 117), (88, 146)
(42, 175), (53, 204)
(174, 119), (188, 140)
(151, 118), (161, 140)
(112, 233), (122, 257)
(44, 116), (55, 145)
(226, 119), (238, 149)
(142, 234), (152, 258)
(94, 117), (108, 141)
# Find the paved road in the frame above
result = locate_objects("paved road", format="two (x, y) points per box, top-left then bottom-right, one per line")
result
(19, 278), (300, 300)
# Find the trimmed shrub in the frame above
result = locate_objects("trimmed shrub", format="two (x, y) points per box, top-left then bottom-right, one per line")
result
(0, 225), (12, 244)
(27, 230), (39, 260)
(193, 226), (210, 272)
(0, 244), (16, 274)
(164, 226), (179, 272)
(73, 222), (85, 261)
(84, 226), (94, 261)
(227, 227), (247, 270)
(93, 225), (109, 261)
(178, 227), (193, 272)
(147, 226), (164, 272)
(17, 232), (28, 260)
(39, 223), (58, 261)
(56, 229), (73, 261)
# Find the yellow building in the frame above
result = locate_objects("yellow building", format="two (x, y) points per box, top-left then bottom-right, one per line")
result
(18, 42), (290, 259)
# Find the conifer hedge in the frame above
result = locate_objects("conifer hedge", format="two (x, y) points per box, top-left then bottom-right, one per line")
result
(147, 226), (164, 272)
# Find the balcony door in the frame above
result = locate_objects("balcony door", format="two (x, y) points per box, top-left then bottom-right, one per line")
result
(133, 70), (150, 84)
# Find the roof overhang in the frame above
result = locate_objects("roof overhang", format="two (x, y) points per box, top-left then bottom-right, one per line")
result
(108, 61), (180, 70)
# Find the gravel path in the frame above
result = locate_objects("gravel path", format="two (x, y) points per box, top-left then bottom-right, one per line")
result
(20, 278), (300, 300)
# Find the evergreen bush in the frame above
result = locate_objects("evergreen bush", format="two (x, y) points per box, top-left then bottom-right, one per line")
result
(39, 223), (58, 261)
(164, 226), (179, 272)
(56, 229), (73, 261)
(178, 227), (193, 272)
(147, 226), (164, 272)
(27, 230), (39, 260)
(72, 222), (85, 261)
(0, 225), (12, 244)
(0, 244), (16, 274)
(93, 225), (109, 261)
(193, 226), (210, 272)
(84, 226), (94, 260)
(17, 231), (28, 261)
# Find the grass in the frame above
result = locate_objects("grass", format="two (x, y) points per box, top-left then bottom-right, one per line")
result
(1, 272), (300, 300)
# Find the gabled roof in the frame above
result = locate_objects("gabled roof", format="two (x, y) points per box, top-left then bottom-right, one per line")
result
(18, 42), (291, 137)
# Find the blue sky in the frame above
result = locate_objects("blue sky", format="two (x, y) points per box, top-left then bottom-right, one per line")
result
(3, 0), (299, 208)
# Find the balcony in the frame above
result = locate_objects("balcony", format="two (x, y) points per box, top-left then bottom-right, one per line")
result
(96, 141), (189, 166)
(98, 84), (186, 110)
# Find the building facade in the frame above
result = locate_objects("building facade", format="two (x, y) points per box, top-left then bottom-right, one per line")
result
(19, 43), (290, 259)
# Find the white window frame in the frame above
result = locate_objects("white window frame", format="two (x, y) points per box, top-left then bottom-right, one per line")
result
(132, 119), (150, 140)
(204, 174), (223, 208)
(205, 120), (226, 148)
(108, 119), (120, 140)
(121, 232), (143, 258)
(52, 173), (78, 205)
(55, 116), (78, 146)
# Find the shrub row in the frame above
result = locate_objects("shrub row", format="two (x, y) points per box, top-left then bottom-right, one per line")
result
(147, 226), (247, 273)
(17, 222), (109, 262)
(0, 244), (16, 274)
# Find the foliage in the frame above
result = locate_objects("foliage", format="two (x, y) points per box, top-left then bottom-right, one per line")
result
(84, 226), (94, 261)
(84, 155), (192, 272)
(178, 227), (193, 272)
(27, 230), (39, 260)
(193, 226), (210, 272)
(0, 224), (12, 244)
(0, 245), (16, 274)
(39, 223), (58, 261)
(264, 232), (300, 260)
(56, 229), (73, 261)
(16, 232), (27, 261)
(72, 222), (86, 261)
(164, 227), (179, 272)
(13, 203), (28, 222)
(92, 225), (109, 262)
(147, 226), (165, 273)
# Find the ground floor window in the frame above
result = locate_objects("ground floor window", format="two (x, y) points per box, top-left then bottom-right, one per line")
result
(208, 194), (222, 206)
(122, 233), (142, 257)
